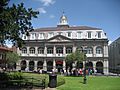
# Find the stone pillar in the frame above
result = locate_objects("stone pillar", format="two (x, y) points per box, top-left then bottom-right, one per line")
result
(53, 59), (56, 69)
(63, 59), (66, 70)
(93, 46), (96, 57)
(16, 60), (21, 70)
(63, 45), (66, 55)
(103, 59), (109, 75)
(44, 46), (47, 55)
(34, 61), (38, 71)
(93, 61), (96, 71)
(27, 47), (30, 55)
(26, 60), (29, 71)
(43, 59), (47, 71)
(35, 47), (38, 55)
(73, 46), (76, 53)
(83, 61), (85, 69)
(53, 46), (56, 56)
(104, 45), (108, 57)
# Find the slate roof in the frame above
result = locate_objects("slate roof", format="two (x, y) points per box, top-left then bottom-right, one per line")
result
(32, 25), (102, 32)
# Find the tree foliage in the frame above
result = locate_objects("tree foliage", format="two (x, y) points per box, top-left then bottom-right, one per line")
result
(65, 50), (87, 68)
(65, 50), (86, 63)
(6, 52), (20, 64)
(0, 0), (39, 47)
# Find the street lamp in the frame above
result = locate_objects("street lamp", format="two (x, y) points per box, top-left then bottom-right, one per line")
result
(82, 49), (87, 84)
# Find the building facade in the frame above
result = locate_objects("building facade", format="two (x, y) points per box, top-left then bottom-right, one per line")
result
(109, 37), (120, 73)
(17, 14), (109, 74)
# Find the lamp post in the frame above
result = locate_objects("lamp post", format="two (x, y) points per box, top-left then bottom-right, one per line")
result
(83, 49), (87, 84)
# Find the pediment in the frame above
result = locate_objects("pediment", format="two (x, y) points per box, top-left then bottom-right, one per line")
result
(47, 35), (72, 42)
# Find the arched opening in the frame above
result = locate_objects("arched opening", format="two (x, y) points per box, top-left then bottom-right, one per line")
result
(85, 62), (93, 70)
(76, 62), (83, 69)
(37, 61), (43, 69)
(21, 60), (26, 70)
(66, 61), (73, 72)
(86, 47), (93, 54)
(29, 61), (34, 71)
(56, 60), (63, 72)
(66, 47), (72, 54)
(22, 47), (27, 54)
(29, 47), (35, 54)
(96, 46), (103, 54)
(47, 61), (53, 72)
(96, 61), (103, 74)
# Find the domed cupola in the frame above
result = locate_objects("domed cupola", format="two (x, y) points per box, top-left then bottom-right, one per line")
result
(57, 12), (69, 27)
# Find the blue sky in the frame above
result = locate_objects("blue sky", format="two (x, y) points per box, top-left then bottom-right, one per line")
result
(9, 0), (120, 43)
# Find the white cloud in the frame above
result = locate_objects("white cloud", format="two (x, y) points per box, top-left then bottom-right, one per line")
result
(37, 7), (47, 14)
(49, 14), (55, 19)
(40, 0), (55, 6)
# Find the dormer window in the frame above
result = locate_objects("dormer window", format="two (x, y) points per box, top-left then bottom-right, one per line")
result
(98, 32), (101, 38)
(31, 33), (36, 39)
(77, 32), (82, 39)
(67, 32), (71, 37)
(49, 32), (54, 38)
(88, 32), (91, 38)
(39, 33), (44, 39)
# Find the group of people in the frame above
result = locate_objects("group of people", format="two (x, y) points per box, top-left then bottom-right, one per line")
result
(66, 68), (96, 76)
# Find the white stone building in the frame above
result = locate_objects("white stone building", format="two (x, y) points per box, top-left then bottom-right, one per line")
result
(17, 14), (109, 74)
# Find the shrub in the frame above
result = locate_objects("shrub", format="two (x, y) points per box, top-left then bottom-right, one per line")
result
(0, 72), (9, 80)
(57, 76), (65, 87)
(8, 72), (23, 80)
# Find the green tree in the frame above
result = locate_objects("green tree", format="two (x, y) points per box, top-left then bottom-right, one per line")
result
(6, 52), (20, 69)
(0, 0), (39, 47)
(65, 50), (86, 69)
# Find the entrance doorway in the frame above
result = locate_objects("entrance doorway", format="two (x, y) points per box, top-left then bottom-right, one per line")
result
(96, 61), (103, 74)
(56, 61), (63, 72)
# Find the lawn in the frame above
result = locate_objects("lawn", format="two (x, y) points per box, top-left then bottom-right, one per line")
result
(57, 76), (120, 90)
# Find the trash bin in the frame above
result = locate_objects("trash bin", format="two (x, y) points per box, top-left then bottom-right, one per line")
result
(49, 73), (57, 88)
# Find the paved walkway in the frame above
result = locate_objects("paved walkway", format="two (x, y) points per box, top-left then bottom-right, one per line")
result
(0, 88), (57, 90)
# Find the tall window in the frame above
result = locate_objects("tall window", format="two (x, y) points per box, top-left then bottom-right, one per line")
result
(22, 47), (27, 54)
(98, 32), (101, 38)
(88, 32), (91, 38)
(29, 47), (35, 54)
(67, 32), (72, 37)
(87, 47), (93, 54)
(38, 47), (44, 54)
(66, 47), (72, 54)
(96, 47), (103, 54)
(39, 33), (44, 39)
(77, 47), (83, 53)
(56, 47), (63, 54)
(49, 32), (54, 38)
(77, 32), (82, 39)
(47, 47), (53, 54)
(31, 33), (36, 39)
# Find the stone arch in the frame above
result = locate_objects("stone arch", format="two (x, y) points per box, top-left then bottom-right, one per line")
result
(66, 47), (72, 54)
(29, 47), (35, 54)
(29, 61), (34, 71)
(86, 47), (93, 54)
(96, 61), (103, 73)
(21, 47), (27, 54)
(37, 61), (43, 69)
(21, 60), (26, 70)
(56, 60), (63, 72)
(96, 46), (103, 54)
(47, 61), (53, 72)
(76, 62), (83, 69)
(85, 61), (93, 69)
(77, 47), (83, 53)
(38, 47), (44, 54)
